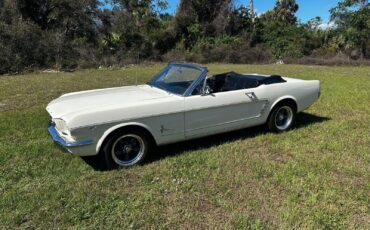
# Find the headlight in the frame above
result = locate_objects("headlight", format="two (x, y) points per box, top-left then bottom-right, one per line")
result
(53, 118), (70, 135)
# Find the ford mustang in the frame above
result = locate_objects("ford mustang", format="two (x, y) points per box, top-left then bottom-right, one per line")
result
(47, 63), (320, 169)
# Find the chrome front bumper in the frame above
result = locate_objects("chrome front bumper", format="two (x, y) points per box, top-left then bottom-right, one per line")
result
(48, 122), (93, 147)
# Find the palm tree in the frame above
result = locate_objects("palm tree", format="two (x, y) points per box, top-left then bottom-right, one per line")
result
(250, 0), (255, 20)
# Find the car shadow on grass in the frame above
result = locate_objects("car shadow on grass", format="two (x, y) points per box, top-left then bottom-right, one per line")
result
(82, 112), (330, 170)
(147, 112), (330, 163)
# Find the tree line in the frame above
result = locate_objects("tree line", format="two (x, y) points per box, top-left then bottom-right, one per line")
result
(0, 0), (369, 74)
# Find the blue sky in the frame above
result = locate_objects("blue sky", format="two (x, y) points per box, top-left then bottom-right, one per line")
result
(164, 0), (341, 23)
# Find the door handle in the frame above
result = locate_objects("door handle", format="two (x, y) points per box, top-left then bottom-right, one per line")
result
(245, 92), (257, 100)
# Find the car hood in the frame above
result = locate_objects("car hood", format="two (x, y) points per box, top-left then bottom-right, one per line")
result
(46, 84), (171, 119)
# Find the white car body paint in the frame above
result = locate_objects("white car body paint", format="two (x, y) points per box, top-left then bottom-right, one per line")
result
(46, 65), (320, 156)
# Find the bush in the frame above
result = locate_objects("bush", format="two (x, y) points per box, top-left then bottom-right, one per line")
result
(162, 36), (273, 64)
(284, 53), (370, 66)
(0, 20), (50, 74)
(226, 44), (272, 64)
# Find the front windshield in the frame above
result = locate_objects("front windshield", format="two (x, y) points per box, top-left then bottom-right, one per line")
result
(148, 65), (203, 95)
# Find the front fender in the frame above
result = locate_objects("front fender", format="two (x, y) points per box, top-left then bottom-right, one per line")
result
(95, 122), (158, 153)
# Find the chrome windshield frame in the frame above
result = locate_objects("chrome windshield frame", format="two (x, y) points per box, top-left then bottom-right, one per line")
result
(148, 63), (208, 97)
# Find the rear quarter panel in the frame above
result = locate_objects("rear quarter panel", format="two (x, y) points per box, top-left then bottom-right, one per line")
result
(262, 78), (320, 114)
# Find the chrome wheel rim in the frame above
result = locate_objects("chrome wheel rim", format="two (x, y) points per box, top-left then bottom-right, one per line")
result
(111, 134), (145, 166)
(275, 106), (293, 130)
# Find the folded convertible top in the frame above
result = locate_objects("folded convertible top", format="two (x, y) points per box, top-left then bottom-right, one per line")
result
(213, 71), (286, 86)
(209, 72), (286, 92)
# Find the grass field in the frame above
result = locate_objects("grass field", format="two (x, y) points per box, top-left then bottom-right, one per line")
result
(0, 64), (369, 229)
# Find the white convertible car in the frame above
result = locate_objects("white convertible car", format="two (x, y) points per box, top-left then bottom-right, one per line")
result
(47, 63), (320, 168)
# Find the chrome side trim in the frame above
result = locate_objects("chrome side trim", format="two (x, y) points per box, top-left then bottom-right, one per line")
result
(48, 122), (93, 147)
(186, 99), (269, 113)
(72, 110), (185, 130)
(185, 114), (263, 134)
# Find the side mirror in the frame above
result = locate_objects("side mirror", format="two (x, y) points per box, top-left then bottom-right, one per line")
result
(202, 85), (211, 96)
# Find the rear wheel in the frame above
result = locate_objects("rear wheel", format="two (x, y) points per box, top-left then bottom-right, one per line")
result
(101, 129), (152, 169)
(267, 103), (296, 132)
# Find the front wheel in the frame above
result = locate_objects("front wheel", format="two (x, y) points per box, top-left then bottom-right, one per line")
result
(267, 103), (296, 133)
(101, 129), (151, 169)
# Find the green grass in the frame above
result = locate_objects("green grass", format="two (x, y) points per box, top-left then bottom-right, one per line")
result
(0, 64), (369, 229)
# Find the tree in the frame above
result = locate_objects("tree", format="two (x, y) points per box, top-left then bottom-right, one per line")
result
(273, 0), (299, 24)
(259, 0), (301, 58)
(250, 0), (254, 20)
(307, 16), (323, 30)
(330, 0), (370, 59)
(16, 0), (52, 30)
(227, 6), (253, 36)
(104, 0), (168, 59)
(170, 0), (232, 49)
(16, 0), (100, 40)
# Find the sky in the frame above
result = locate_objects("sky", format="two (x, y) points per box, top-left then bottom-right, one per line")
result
(164, 0), (341, 23)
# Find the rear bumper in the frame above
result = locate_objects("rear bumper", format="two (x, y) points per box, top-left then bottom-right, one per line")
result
(48, 122), (93, 147)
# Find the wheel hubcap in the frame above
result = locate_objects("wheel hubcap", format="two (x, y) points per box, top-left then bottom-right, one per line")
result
(275, 106), (293, 130)
(111, 134), (145, 166)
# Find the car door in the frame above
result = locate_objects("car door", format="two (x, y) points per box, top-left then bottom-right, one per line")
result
(184, 87), (268, 139)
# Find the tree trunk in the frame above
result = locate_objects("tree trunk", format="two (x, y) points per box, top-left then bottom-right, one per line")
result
(250, 0), (255, 21)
